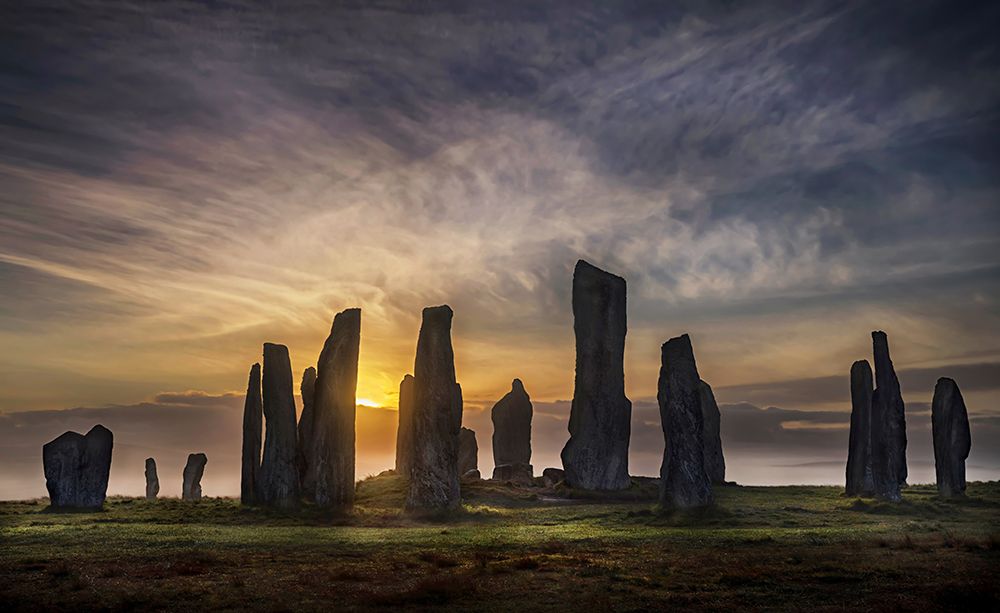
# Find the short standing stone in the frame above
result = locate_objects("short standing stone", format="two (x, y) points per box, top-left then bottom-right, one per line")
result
(43, 424), (113, 509)
(542, 467), (565, 487)
(394, 374), (416, 475)
(461, 469), (481, 481)
(241, 363), (262, 505)
(846, 360), (874, 497)
(145, 458), (159, 500)
(870, 331), (907, 502)
(258, 343), (300, 508)
(658, 334), (713, 510)
(932, 378), (972, 498)
(492, 379), (532, 473)
(182, 453), (207, 501)
(561, 260), (632, 490)
(699, 380), (726, 485)
(296, 366), (318, 498)
(458, 427), (478, 475)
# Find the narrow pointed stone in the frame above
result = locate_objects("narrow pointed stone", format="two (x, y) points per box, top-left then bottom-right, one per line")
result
(458, 427), (478, 475)
(394, 374), (415, 475)
(296, 366), (318, 499)
(699, 380), (726, 485)
(145, 458), (159, 500)
(258, 343), (300, 508)
(182, 453), (207, 501)
(42, 424), (113, 509)
(932, 378), (972, 498)
(406, 305), (463, 513)
(240, 363), (262, 505)
(561, 260), (631, 491)
(870, 331), (907, 501)
(846, 360), (874, 497)
(309, 308), (361, 508)
(658, 334), (713, 510)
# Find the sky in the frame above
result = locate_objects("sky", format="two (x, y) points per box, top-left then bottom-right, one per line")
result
(1, 1), (998, 498)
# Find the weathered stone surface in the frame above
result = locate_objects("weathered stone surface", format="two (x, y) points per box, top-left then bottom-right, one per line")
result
(492, 379), (532, 472)
(240, 363), (262, 505)
(493, 463), (534, 484)
(658, 334), (713, 510)
(145, 458), (159, 500)
(307, 308), (361, 508)
(43, 425), (113, 509)
(461, 469), (481, 481)
(296, 366), (317, 497)
(458, 427), (478, 475)
(699, 380), (726, 485)
(258, 343), (300, 508)
(405, 305), (463, 513)
(394, 374), (415, 475)
(932, 378), (971, 498)
(542, 467), (565, 487)
(182, 453), (207, 501)
(846, 360), (874, 497)
(561, 260), (632, 491)
(870, 331), (907, 502)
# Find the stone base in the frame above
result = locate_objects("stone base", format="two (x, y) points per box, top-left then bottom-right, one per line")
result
(492, 463), (533, 484)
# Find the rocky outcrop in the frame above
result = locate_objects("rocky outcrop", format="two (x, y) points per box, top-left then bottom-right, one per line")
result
(542, 467), (565, 487)
(458, 427), (478, 475)
(461, 469), (481, 481)
(870, 331), (907, 502)
(492, 379), (532, 473)
(493, 463), (534, 484)
(658, 334), (713, 510)
(182, 453), (207, 501)
(405, 305), (463, 513)
(145, 458), (159, 500)
(561, 260), (632, 491)
(258, 343), (300, 508)
(296, 366), (317, 497)
(306, 308), (361, 508)
(241, 363), (262, 505)
(394, 374), (415, 476)
(699, 380), (725, 484)
(846, 360), (874, 497)
(43, 425), (113, 509)
(932, 378), (972, 498)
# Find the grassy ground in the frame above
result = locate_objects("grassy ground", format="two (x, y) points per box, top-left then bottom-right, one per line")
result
(1, 475), (998, 611)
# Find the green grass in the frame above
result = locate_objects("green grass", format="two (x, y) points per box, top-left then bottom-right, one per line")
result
(2, 476), (998, 611)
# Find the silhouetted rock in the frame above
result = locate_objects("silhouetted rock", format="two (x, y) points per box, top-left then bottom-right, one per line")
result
(296, 366), (317, 497)
(462, 469), (481, 481)
(406, 305), (463, 513)
(699, 380), (725, 484)
(658, 334), (713, 510)
(932, 378), (972, 498)
(846, 360), (874, 497)
(258, 343), (300, 509)
(394, 374), (415, 475)
(307, 308), (361, 508)
(492, 379), (532, 473)
(43, 425), (113, 509)
(493, 463), (534, 484)
(542, 467), (565, 487)
(241, 363), (262, 506)
(145, 458), (159, 500)
(561, 260), (632, 491)
(458, 427), (478, 475)
(182, 453), (207, 501)
(870, 331), (907, 502)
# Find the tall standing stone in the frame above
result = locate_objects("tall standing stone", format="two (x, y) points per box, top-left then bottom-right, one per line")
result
(458, 427), (478, 475)
(42, 424), (113, 509)
(870, 331), (907, 501)
(296, 366), (318, 499)
(258, 343), (300, 508)
(241, 363), (262, 505)
(932, 378), (972, 498)
(406, 305), (463, 513)
(182, 453), (207, 501)
(308, 308), (362, 508)
(658, 334), (713, 509)
(845, 360), (874, 497)
(394, 374), (415, 475)
(145, 458), (159, 500)
(699, 380), (726, 485)
(561, 260), (632, 491)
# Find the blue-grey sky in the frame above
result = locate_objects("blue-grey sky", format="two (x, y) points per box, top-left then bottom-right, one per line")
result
(1, 1), (998, 496)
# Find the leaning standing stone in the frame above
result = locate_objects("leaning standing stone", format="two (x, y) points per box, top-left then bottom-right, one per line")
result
(458, 427), (478, 475)
(145, 458), (159, 500)
(182, 453), (207, 501)
(932, 378), (972, 498)
(394, 374), (416, 475)
(258, 343), (300, 508)
(699, 380), (726, 485)
(846, 360), (874, 497)
(43, 424), (114, 510)
(241, 363), (262, 505)
(870, 331), (907, 501)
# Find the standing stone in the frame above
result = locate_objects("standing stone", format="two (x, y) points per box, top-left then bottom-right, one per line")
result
(658, 334), (713, 510)
(144, 458), (159, 500)
(308, 308), (362, 508)
(932, 378), (972, 498)
(258, 343), (300, 508)
(182, 453), (207, 501)
(870, 331), (907, 502)
(491, 379), (533, 477)
(458, 427), (478, 475)
(845, 360), (874, 497)
(561, 260), (632, 491)
(241, 363), (262, 505)
(42, 424), (113, 509)
(405, 305), (463, 513)
(699, 380), (726, 485)
(296, 366), (318, 499)
(394, 374), (415, 475)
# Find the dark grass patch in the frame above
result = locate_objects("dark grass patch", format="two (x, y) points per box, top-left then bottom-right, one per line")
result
(372, 573), (477, 607)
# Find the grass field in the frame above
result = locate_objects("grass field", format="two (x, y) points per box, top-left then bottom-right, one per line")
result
(2, 475), (998, 611)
